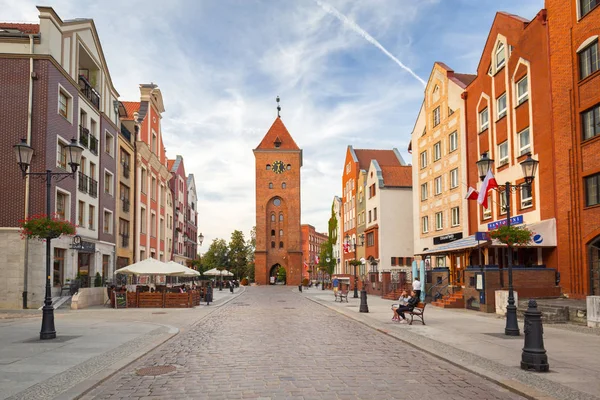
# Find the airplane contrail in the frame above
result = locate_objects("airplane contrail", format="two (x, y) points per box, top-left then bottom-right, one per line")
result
(314, 0), (427, 87)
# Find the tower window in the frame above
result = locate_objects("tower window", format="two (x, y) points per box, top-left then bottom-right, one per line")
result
(271, 213), (275, 222)
(279, 229), (283, 236)
(286, 164), (291, 170)
(279, 241), (284, 248)
(273, 198), (281, 206)
(282, 182), (286, 189)
(279, 213), (284, 221)
(266, 164), (271, 170)
(269, 182), (273, 189)
(271, 229), (275, 236)
(271, 241), (275, 248)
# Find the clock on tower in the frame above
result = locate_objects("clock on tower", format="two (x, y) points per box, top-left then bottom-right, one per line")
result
(253, 109), (303, 286)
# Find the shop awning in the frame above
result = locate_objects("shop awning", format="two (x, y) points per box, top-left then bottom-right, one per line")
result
(418, 235), (484, 256)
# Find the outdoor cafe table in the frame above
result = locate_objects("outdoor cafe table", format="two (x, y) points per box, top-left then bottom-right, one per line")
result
(113, 289), (200, 308)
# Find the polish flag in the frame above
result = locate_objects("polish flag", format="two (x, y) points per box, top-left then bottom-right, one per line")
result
(303, 261), (309, 269)
(477, 169), (498, 209)
(343, 243), (349, 254)
(465, 187), (479, 201)
(314, 255), (320, 264)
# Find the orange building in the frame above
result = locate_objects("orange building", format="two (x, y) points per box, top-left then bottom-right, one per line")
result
(254, 116), (303, 285)
(341, 146), (406, 273)
(121, 84), (171, 262)
(301, 224), (328, 282)
(465, 11), (558, 274)
(546, 0), (600, 297)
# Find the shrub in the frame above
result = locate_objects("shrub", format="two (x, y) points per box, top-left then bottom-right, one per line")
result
(94, 272), (102, 287)
(489, 225), (532, 246)
(240, 277), (248, 286)
(302, 278), (309, 287)
(19, 213), (76, 240)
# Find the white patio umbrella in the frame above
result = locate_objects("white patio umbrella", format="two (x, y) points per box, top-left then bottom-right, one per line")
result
(115, 258), (187, 276)
(203, 267), (234, 277)
(166, 261), (201, 277)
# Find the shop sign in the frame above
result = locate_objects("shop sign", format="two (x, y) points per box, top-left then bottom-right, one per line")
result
(433, 232), (463, 245)
(475, 232), (490, 241)
(487, 215), (523, 230)
(70, 235), (95, 253)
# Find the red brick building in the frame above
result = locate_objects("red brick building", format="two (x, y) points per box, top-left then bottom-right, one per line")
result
(168, 155), (189, 265)
(465, 11), (558, 272)
(254, 117), (303, 285)
(546, 0), (600, 297)
(301, 224), (328, 282)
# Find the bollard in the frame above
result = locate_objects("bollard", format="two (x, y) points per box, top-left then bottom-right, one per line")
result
(521, 299), (549, 372)
(230, 285), (234, 293)
(298, 284), (302, 293)
(206, 283), (213, 306)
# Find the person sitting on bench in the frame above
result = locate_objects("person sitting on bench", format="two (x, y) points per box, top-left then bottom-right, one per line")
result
(391, 290), (409, 321)
(395, 290), (419, 324)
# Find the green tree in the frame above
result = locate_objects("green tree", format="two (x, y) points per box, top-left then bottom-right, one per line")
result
(246, 226), (256, 281)
(201, 238), (229, 275)
(318, 241), (335, 276)
(277, 266), (286, 283)
(228, 230), (248, 279)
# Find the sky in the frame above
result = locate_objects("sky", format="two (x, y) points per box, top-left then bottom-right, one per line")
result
(1, 0), (544, 250)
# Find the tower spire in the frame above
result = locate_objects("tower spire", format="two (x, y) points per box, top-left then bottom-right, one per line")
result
(276, 96), (281, 118)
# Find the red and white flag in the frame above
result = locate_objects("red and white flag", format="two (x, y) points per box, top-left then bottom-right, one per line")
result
(465, 187), (479, 201)
(314, 255), (320, 264)
(343, 243), (349, 254)
(477, 169), (498, 209)
(303, 261), (309, 269)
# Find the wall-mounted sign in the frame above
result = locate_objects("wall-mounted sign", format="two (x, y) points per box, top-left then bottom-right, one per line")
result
(487, 215), (524, 230)
(433, 232), (463, 245)
(70, 235), (95, 253)
(475, 232), (491, 241)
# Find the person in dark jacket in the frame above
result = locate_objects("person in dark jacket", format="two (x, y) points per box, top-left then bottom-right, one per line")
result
(394, 290), (420, 323)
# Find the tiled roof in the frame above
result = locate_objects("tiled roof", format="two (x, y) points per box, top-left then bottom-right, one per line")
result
(453, 73), (477, 87)
(167, 160), (175, 171)
(354, 149), (401, 171)
(381, 165), (412, 188)
(0, 23), (40, 34)
(121, 101), (140, 121)
(255, 118), (300, 150)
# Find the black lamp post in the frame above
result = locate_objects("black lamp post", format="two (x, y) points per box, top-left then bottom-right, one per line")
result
(359, 258), (369, 313)
(476, 152), (539, 336)
(14, 138), (83, 340)
(322, 256), (330, 291)
(345, 233), (365, 298)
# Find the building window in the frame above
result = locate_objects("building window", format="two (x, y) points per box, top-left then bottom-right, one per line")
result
(422, 216), (429, 233)
(282, 182), (286, 189)
(266, 164), (271, 170)
(517, 76), (529, 105)
(105, 131), (114, 156)
(268, 182), (273, 189)
(483, 196), (492, 220)
(433, 106), (441, 127)
(141, 208), (147, 233)
(273, 198), (281, 206)
(58, 89), (71, 120)
(435, 212), (443, 230)
(367, 232), (375, 246)
(279, 241), (284, 248)
(450, 168), (458, 189)
(141, 168), (147, 193)
(368, 210), (372, 223)
(151, 213), (157, 237)
(579, 40), (599, 80)
(582, 103), (600, 140)
(280, 229), (284, 236)
(78, 201), (85, 227)
(286, 164), (291, 170)
(57, 140), (67, 169)
(585, 173), (600, 206)
(56, 191), (69, 220)
(271, 213), (275, 222)
(495, 42), (506, 70)
(373, 207), (378, 221)
(449, 131), (458, 152)
(104, 171), (113, 195)
(88, 205), (95, 230)
(271, 241), (275, 248)
(434, 176), (442, 195)
(436, 257), (446, 267)
(520, 185), (533, 209)
(451, 207), (460, 227)
(479, 108), (489, 132)
(518, 127), (531, 156)
(53, 248), (64, 287)
(279, 213), (284, 221)
(271, 229), (275, 236)
(420, 151), (427, 169)
(103, 210), (112, 234)
(580, 0), (599, 17)
(151, 132), (157, 154)
(498, 141), (509, 166)
(160, 217), (164, 240)
(499, 190), (507, 215)
(497, 93), (507, 119)
(421, 183), (428, 201)
(433, 142), (442, 161)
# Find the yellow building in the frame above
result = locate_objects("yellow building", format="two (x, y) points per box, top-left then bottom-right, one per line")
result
(116, 117), (135, 272)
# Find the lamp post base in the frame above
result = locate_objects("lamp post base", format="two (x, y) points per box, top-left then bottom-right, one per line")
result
(359, 289), (369, 313)
(505, 304), (520, 336)
(40, 304), (56, 340)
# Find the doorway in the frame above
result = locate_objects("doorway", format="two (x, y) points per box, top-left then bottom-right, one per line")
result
(78, 253), (91, 288)
(269, 264), (285, 285)
(453, 255), (464, 286)
(589, 237), (600, 295)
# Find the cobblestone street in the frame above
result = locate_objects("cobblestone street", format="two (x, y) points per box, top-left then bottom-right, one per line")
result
(85, 287), (524, 400)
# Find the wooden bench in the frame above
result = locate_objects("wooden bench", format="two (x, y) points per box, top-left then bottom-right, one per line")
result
(406, 302), (426, 325)
(334, 290), (349, 303)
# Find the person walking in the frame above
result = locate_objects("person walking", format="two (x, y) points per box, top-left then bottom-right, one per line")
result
(332, 277), (339, 294)
(412, 277), (422, 300)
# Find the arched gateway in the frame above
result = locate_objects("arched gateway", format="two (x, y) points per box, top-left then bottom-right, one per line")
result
(253, 103), (303, 286)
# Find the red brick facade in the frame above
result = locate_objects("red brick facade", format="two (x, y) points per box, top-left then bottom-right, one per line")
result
(546, 1), (600, 297)
(301, 224), (328, 281)
(254, 118), (303, 285)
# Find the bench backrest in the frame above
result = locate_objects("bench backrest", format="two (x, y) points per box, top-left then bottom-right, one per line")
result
(416, 302), (426, 309)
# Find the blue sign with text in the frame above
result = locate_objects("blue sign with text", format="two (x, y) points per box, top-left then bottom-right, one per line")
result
(475, 232), (491, 241)
(487, 215), (523, 230)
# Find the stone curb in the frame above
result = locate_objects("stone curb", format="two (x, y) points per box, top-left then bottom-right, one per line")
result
(304, 294), (598, 400)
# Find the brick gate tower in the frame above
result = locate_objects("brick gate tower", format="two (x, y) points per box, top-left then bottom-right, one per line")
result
(253, 102), (303, 285)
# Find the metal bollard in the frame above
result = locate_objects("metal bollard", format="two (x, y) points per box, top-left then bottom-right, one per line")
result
(206, 284), (212, 306)
(230, 285), (234, 293)
(521, 299), (549, 372)
(298, 284), (302, 293)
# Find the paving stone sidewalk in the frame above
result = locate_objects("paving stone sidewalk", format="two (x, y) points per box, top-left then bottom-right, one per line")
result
(303, 288), (600, 400)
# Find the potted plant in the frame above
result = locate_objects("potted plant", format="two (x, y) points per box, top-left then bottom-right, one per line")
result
(489, 225), (532, 246)
(19, 213), (76, 240)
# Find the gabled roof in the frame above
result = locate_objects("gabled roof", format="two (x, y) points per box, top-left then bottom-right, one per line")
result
(121, 101), (140, 121)
(167, 159), (175, 171)
(187, 174), (195, 187)
(169, 155), (183, 173)
(430, 62), (476, 90)
(255, 118), (300, 151)
(0, 23), (40, 34)
(453, 73), (477, 88)
(353, 149), (403, 171)
(381, 165), (412, 188)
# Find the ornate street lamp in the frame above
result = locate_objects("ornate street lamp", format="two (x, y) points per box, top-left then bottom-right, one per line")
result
(476, 152), (539, 336)
(345, 233), (365, 298)
(14, 138), (83, 339)
(323, 255), (330, 291)
(359, 258), (369, 313)
(198, 232), (204, 246)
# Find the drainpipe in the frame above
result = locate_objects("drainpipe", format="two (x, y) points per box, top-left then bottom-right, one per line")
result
(22, 34), (35, 309)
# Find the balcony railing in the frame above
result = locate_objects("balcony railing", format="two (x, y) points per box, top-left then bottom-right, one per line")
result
(78, 75), (100, 109)
(89, 135), (98, 155)
(122, 199), (130, 213)
(79, 125), (89, 148)
(78, 171), (88, 193)
(89, 178), (98, 198)
(121, 124), (132, 143)
(121, 234), (129, 248)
